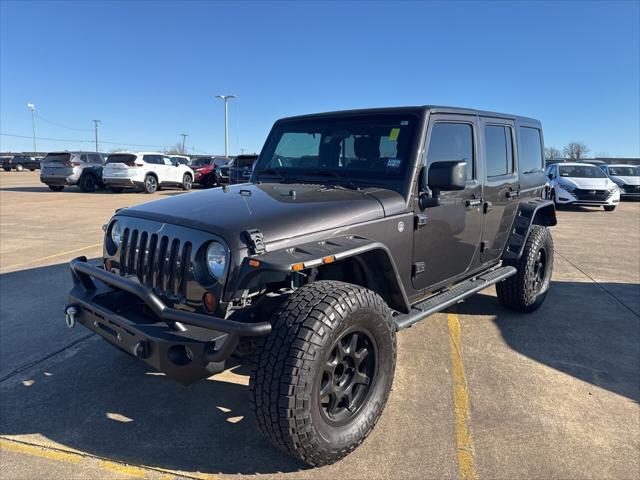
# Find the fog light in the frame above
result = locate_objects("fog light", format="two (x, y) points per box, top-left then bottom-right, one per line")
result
(203, 292), (217, 313)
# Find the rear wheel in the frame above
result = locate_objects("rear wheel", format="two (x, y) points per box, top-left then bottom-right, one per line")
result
(14, 164), (24, 172)
(181, 173), (193, 190)
(3, 166), (11, 172)
(497, 226), (554, 312)
(143, 175), (158, 194)
(79, 174), (98, 192)
(202, 174), (216, 188)
(251, 280), (396, 467)
(48, 185), (64, 192)
(604, 205), (616, 212)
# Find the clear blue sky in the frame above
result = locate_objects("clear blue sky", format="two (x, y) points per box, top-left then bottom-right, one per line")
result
(1, 0), (639, 157)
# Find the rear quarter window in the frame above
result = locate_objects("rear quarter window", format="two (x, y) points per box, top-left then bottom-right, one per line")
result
(519, 127), (543, 174)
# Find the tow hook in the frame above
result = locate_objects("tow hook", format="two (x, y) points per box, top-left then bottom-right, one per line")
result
(65, 305), (78, 328)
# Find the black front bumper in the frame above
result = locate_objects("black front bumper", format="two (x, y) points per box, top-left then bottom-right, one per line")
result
(68, 257), (271, 385)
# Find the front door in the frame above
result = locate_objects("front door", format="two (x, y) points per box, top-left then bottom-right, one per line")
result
(479, 118), (519, 262)
(412, 115), (483, 291)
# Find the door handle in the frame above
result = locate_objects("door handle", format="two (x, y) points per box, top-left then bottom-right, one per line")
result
(465, 198), (481, 208)
(506, 190), (520, 199)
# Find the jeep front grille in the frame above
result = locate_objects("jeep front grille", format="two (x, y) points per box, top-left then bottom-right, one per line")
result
(119, 228), (192, 302)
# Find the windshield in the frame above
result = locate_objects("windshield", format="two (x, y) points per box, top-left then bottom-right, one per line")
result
(608, 166), (639, 176)
(559, 165), (606, 178)
(171, 156), (188, 165)
(254, 114), (419, 191)
(191, 158), (213, 167)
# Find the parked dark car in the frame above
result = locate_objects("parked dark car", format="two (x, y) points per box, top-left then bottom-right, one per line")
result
(66, 105), (556, 467)
(191, 156), (231, 188)
(219, 154), (259, 184)
(3, 154), (40, 171)
(40, 151), (108, 192)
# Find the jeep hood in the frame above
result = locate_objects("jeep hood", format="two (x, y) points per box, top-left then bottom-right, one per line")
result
(119, 183), (406, 249)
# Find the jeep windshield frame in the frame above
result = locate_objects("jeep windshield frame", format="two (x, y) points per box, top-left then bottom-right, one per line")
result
(253, 111), (423, 196)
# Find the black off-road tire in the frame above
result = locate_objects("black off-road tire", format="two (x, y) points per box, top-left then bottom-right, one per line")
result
(108, 187), (124, 193)
(2, 166), (10, 172)
(48, 185), (64, 192)
(604, 205), (616, 212)
(79, 174), (98, 193)
(143, 174), (158, 194)
(497, 225), (554, 312)
(250, 280), (396, 467)
(181, 173), (193, 190)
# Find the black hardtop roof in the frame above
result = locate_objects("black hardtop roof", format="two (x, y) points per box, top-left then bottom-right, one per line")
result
(277, 105), (540, 125)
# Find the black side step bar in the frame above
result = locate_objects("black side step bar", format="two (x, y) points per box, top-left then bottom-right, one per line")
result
(394, 266), (517, 331)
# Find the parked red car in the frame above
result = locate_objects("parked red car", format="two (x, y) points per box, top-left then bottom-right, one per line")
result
(190, 156), (230, 188)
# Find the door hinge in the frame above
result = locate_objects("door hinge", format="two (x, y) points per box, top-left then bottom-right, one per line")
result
(414, 213), (428, 229)
(412, 262), (425, 276)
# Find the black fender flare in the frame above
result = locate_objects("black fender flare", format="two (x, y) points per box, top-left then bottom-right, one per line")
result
(230, 235), (411, 313)
(502, 198), (557, 261)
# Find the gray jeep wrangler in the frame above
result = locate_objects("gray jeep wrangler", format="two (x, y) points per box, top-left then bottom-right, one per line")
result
(66, 106), (556, 466)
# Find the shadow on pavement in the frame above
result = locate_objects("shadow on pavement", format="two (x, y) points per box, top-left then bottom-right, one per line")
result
(455, 280), (640, 402)
(0, 261), (307, 475)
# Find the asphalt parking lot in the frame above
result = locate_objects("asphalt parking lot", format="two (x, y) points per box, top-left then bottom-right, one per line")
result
(1, 170), (638, 480)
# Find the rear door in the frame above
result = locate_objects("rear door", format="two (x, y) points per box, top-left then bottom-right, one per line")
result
(412, 115), (483, 291)
(104, 153), (137, 176)
(479, 118), (519, 263)
(41, 153), (73, 177)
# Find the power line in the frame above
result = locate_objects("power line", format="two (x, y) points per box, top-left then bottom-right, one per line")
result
(34, 112), (93, 132)
(1, 132), (174, 150)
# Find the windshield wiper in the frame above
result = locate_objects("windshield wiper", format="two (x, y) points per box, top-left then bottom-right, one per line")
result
(302, 170), (360, 190)
(255, 167), (287, 182)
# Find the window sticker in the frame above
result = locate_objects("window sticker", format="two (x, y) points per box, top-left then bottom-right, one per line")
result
(388, 128), (400, 141)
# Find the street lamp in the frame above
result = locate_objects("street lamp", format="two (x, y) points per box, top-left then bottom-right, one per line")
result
(215, 95), (237, 157)
(27, 103), (37, 153)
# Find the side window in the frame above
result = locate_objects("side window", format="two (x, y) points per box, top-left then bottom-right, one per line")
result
(143, 155), (159, 165)
(80, 154), (88, 164)
(162, 156), (173, 166)
(427, 123), (474, 180)
(484, 125), (513, 177)
(88, 154), (101, 165)
(519, 127), (543, 174)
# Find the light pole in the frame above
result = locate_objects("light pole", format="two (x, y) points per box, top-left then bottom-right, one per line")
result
(92, 120), (101, 152)
(27, 103), (37, 154)
(180, 133), (189, 154)
(215, 95), (237, 157)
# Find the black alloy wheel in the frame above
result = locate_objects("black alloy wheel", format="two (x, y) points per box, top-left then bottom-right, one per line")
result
(319, 328), (377, 425)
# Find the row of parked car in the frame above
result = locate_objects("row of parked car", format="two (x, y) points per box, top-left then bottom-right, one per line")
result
(2, 154), (43, 171)
(35, 151), (258, 193)
(545, 162), (639, 211)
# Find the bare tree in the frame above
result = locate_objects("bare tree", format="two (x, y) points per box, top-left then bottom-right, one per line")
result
(563, 142), (590, 160)
(544, 146), (563, 160)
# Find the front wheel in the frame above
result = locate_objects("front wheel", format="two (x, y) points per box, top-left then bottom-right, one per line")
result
(604, 205), (616, 212)
(497, 225), (554, 312)
(143, 175), (158, 194)
(250, 280), (396, 467)
(181, 173), (193, 190)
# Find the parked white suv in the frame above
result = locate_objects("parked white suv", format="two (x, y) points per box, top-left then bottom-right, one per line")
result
(102, 152), (194, 193)
(546, 162), (620, 211)
(599, 164), (640, 199)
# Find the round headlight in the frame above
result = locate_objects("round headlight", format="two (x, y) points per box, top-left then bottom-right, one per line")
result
(206, 241), (227, 279)
(110, 220), (122, 248)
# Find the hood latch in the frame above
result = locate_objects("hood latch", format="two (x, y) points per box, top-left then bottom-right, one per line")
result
(244, 229), (266, 255)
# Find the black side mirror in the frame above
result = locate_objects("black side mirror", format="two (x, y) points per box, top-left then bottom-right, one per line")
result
(419, 161), (466, 208)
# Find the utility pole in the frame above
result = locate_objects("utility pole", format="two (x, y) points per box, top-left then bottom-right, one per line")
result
(180, 133), (189, 154)
(27, 103), (37, 154)
(215, 95), (237, 157)
(92, 120), (101, 152)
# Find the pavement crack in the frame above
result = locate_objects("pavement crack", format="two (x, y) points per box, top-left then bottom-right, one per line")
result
(0, 333), (94, 384)
(555, 249), (640, 319)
